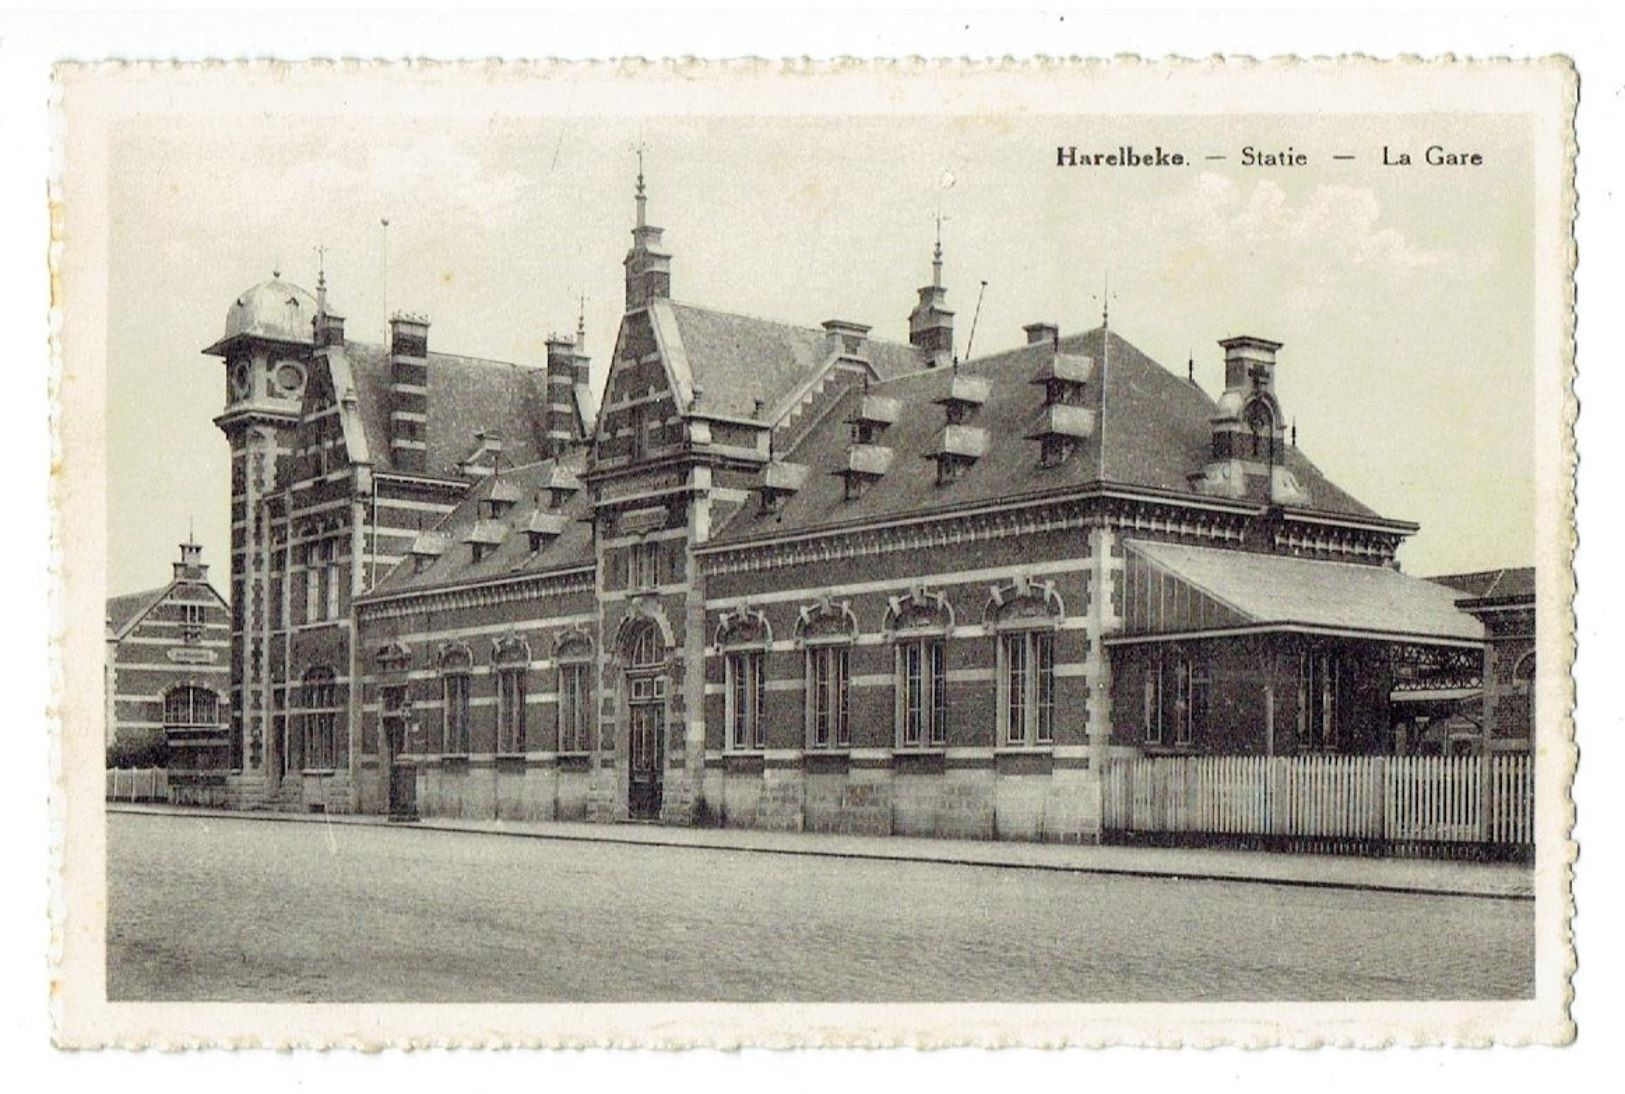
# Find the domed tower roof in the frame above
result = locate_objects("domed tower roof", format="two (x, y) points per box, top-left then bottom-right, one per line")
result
(211, 274), (319, 351)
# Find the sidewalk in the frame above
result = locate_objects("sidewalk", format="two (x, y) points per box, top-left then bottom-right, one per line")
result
(107, 802), (1533, 900)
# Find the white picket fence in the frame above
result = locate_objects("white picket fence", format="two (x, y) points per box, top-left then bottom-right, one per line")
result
(1102, 754), (1534, 847)
(105, 767), (170, 802)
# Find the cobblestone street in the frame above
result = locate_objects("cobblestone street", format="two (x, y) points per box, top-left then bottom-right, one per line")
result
(106, 812), (1534, 1003)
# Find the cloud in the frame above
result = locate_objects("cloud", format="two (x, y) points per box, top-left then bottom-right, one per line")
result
(1165, 172), (1451, 275)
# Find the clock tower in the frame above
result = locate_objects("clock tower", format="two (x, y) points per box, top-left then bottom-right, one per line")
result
(203, 273), (317, 803)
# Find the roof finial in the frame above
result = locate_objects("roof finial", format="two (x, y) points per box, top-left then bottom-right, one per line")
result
(932, 210), (945, 289)
(1102, 270), (1110, 329)
(577, 293), (587, 348)
(314, 243), (328, 317)
(1291, 418), (1298, 447)
(1188, 351), (1194, 384)
(634, 142), (648, 229)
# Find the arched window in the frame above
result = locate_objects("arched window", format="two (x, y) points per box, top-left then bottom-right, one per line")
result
(1244, 397), (1276, 462)
(438, 643), (473, 754)
(797, 598), (858, 749)
(556, 632), (595, 753)
(986, 580), (1063, 747)
(628, 620), (663, 668)
(886, 589), (953, 749)
(493, 635), (531, 755)
(300, 667), (338, 770)
(718, 608), (771, 752)
(164, 686), (219, 729)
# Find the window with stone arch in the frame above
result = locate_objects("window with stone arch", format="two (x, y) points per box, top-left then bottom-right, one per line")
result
(437, 642), (474, 754)
(797, 597), (857, 749)
(299, 667), (338, 770)
(555, 631), (595, 753)
(492, 635), (531, 755)
(885, 588), (953, 749)
(1243, 395), (1278, 463)
(985, 579), (1063, 747)
(717, 607), (771, 751)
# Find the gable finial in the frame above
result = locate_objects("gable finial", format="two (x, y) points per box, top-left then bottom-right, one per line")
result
(1292, 417), (1298, 447)
(577, 292), (587, 348)
(634, 142), (648, 229)
(932, 210), (945, 289)
(1188, 351), (1194, 384)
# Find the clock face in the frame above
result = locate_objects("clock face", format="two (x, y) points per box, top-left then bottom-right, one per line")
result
(274, 361), (305, 396)
(230, 361), (251, 399)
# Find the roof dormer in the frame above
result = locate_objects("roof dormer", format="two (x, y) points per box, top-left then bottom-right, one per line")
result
(484, 477), (522, 519)
(928, 423), (988, 484)
(526, 508), (569, 553)
(1029, 352), (1093, 406)
(409, 530), (450, 573)
(539, 463), (582, 509)
(464, 519), (506, 563)
(759, 459), (810, 515)
(846, 393), (901, 445)
(838, 442), (894, 500)
(933, 373), (990, 425)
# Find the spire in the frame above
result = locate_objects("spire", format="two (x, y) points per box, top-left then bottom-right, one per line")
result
(314, 243), (328, 318)
(635, 144), (647, 229)
(577, 293), (586, 349)
(932, 212), (945, 289)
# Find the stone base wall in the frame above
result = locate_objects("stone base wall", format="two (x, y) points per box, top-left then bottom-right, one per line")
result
(238, 752), (1104, 843)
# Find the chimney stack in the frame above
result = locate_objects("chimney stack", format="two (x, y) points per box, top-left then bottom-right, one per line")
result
(388, 313), (431, 474)
(1023, 322), (1059, 346)
(544, 334), (579, 457)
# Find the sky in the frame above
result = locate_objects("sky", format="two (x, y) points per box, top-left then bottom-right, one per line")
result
(106, 108), (1534, 595)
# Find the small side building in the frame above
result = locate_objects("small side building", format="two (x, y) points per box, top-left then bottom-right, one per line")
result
(105, 541), (232, 770)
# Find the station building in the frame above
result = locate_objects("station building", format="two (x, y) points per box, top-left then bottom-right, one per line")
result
(105, 540), (231, 768)
(196, 174), (1522, 839)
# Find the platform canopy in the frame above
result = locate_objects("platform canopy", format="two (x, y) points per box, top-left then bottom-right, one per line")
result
(1110, 539), (1486, 648)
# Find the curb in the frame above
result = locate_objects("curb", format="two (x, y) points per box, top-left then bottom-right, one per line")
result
(107, 803), (1534, 902)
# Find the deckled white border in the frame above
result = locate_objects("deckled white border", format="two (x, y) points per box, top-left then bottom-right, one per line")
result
(46, 56), (1576, 1050)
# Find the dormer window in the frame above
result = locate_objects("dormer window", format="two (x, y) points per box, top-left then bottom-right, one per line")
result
(464, 520), (506, 563)
(839, 443), (894, 501)
(484, 477), (522, 519)
(845, 394), (901, 446)
(759, 460), (809, 515)
(1039, 435), (1077, 468)
(933, 374), (991, 426)
(526, 509), (567, 553)
(1029, 353), (1093, 407)
(928, 423), (988, 485)
(540, 464), (583, 509)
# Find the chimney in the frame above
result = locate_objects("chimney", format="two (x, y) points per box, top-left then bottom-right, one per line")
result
(822, 319), (872, 360)
(173, 539), (208, 582)
(544, 334), (578, 457)
(389, 313), (431, 474)
(1023, 322), (1059, 346)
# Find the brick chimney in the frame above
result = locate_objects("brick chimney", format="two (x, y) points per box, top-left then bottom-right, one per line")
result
(544, 334), (579, 457)
(388, 313), (430, 474)
(1023, 321), (1059, 346)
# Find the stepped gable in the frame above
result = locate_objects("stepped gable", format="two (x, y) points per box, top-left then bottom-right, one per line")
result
(712, 326), (1379, 545)
(369, 450), (595, 596)
(344, 343), (552, 477)
(664, 302), (921, 420)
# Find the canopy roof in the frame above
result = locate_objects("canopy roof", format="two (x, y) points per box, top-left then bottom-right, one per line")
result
(1113, 539), (1486, 647)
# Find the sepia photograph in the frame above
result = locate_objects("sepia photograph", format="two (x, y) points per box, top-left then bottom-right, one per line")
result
(50, 58), (1575, 1046)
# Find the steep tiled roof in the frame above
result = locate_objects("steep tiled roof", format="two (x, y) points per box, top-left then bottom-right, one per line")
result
(712, 327), (1380, 545)
(106, 584), (170, 639)
(1429, 567), (1536, 603)
(664, 302), (922, 421)
(344, 343), (554, 477)
(366, 452), (595, 597)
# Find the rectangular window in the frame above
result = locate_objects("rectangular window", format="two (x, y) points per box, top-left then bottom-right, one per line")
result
(807, 645), (850, 748)
(558, 663), (591, 752)
(727, 651), (766, 750)
(496, 668), (527, 754)
(1298, 652), (1340, 752)
(301, 673), (337, 770)
(325, 546), (342, 621)
(181, 602), (206, 644)
(304, 542), (321, 623)
(1145, 649), (1209, 747)
(442, 673), (471, 753)
(1001, 630), (1057, 746)
(898, 638), (948, 747)
(627, 540), (660, 590)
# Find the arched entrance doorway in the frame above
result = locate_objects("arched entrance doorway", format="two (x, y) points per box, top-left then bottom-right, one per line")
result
(623, 620), (667, 819)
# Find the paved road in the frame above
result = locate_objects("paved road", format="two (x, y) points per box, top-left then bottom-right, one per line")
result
(106, 812), (1534, 1003)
